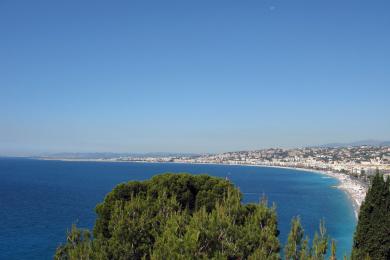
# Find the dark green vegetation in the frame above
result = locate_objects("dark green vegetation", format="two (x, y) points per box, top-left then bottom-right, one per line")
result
(55, 174), (335, 259)
(284, 217), (330, 260)
(352, 172), (390, 260)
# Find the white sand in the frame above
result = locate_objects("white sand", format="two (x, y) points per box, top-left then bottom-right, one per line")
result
(253, 165), (367, 219)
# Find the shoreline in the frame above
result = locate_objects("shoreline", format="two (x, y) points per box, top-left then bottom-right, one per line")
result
(213, 163), (367, 218)
(38, 157), (367, 218)
(245, 164), (367, 218)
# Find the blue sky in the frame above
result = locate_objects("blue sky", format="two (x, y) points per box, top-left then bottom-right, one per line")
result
(1, 0), (389, 154)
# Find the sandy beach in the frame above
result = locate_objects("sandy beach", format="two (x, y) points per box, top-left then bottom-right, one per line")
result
(321, 171), (367, 218)
(244, 164), (368, 219)
(185, 163), (368, 219)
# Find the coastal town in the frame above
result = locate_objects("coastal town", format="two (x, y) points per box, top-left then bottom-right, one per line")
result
(106, 145), (390, 214)
(114, 145), (390, 178)
(42, 145), (390, 215)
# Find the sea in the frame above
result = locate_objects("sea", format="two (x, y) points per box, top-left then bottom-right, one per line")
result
(0, 158), (356, 259)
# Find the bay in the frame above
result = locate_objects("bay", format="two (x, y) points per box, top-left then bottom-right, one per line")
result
(0, 158), (356, 259)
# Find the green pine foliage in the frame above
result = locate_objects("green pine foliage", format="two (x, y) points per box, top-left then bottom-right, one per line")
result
(330, 239), (336, 260)
(311, 220), (328, 259)
(351, 172), (390, 260)
(284, 216), (306, 260)
(55, 173), (281, 259)
(55, 173), (340, 260)
(284, 217), (330, 260)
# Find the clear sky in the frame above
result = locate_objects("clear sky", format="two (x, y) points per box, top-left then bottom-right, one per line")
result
(1, 0), (389, 155)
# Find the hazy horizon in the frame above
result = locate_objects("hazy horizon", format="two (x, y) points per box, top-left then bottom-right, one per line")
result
(1, 139), (390, 157)
(1, 1), (389, 155)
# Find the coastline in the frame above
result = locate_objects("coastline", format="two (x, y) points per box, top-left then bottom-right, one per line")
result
(38, 157), (367, 219)
(245, 165), (367, 218)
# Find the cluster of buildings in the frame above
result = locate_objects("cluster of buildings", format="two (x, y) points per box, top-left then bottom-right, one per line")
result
(119, 146), (390, 182)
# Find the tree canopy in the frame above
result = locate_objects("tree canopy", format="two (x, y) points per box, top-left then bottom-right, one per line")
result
(55, 173), (336, 260)
(351, 172), (390, 259)
(55, 173), (281, 259)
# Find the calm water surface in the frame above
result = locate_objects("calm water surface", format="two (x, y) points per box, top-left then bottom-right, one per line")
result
(0, 158), (356, 259)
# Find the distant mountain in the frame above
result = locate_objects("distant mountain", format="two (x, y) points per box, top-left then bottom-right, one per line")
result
(37, 152), (200, 159)
(38, 152), (125, 159)
(318, 140), (390, 148)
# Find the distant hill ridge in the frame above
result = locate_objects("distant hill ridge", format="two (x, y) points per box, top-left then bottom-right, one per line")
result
(317, 140), (390, 148)
(35, 140), (390, 160)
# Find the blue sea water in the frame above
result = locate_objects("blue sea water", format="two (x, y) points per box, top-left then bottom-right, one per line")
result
(0, 158), (356, 259)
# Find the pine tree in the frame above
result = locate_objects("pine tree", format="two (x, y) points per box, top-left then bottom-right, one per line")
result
(351, 172), (390, 259)
(56, 173), (339, 260)
(311, 219), (328, 260)
(284, 216), (305, 260)
(285, 218), (330, 260)
(56, 174), (281, 259)
(329, 239), (336, 260)
(54, 224), (93, 260)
